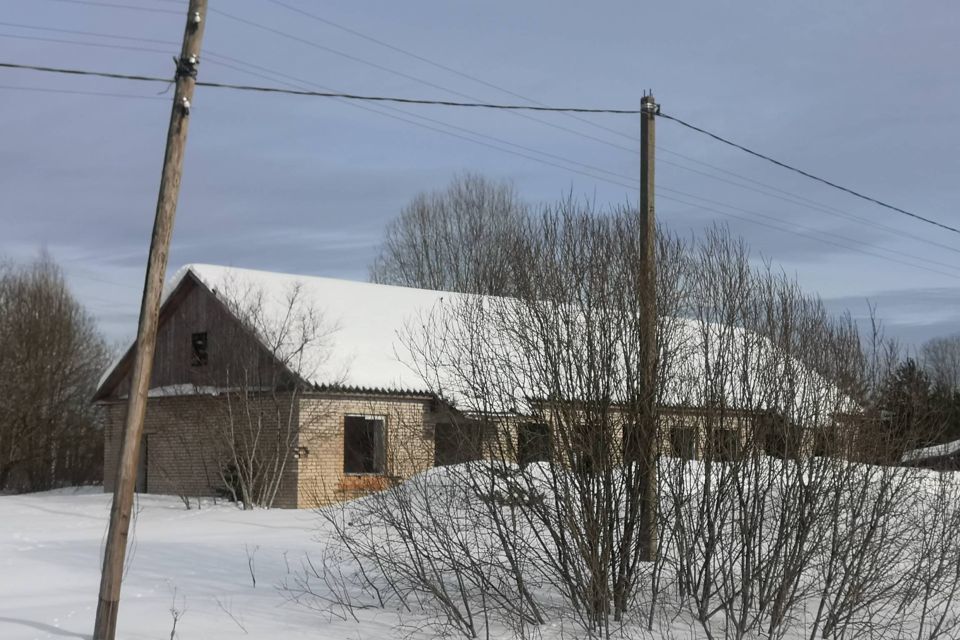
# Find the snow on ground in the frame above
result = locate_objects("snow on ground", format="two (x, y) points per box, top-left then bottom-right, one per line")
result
(0, 488), (395, 640)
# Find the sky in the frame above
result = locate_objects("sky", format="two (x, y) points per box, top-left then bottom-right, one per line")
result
(1, 0), (958, 349)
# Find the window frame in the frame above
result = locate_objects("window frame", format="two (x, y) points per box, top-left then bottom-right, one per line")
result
(517, 422), (552, 467)
(343, 414), (387, 475)
(433, 421), (484, 467)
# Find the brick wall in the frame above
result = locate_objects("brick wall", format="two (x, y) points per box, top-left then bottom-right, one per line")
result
(295, 394), (437, 508)
(101, 392), (300, 507)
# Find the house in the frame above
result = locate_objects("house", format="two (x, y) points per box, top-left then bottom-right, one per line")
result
(95, 264), (853, 508)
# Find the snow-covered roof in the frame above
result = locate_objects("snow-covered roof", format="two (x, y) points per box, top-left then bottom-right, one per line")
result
(902, 438), (960, 464)
(99, 264), (852, 420)
(171, 263), (453, 395)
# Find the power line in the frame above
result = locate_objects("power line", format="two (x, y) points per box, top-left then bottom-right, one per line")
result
(21, 12), (953, 259)
(202, 54), (639, 189)
(660, 195), (960, 282)
(4, 55), (956, 276)
(0, 31), (176, 56)
(36, 0), (181, 14)
(658, 187), (960, 275)
(29, 8), (951, 256)
(0, 20), (178, 45)
(212, 6), (649, 148)
(259, 0), (643, 150)
(165, 5), (960, 249)
(22, 3), (957, 241)
(657, 150), (960, 257)
(210, 7), (638, 113)
(0, 83), (166, 100)
(0, 61), (641, 113)
(658, 110), (960, 236)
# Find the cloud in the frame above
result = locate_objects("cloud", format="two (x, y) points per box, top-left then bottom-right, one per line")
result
(824, 287), (960, 347)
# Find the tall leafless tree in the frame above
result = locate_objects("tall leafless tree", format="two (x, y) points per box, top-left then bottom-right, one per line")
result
(369, 173), (529, 295)
(0, 254), (109, 492)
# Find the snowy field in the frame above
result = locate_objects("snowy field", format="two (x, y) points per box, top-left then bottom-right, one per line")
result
(0, 488), (395, 640)
(4, 465), (959, 640)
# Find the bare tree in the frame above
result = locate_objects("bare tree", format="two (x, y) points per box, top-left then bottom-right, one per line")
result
(369, 173), (529, 295)
(921, 334), (960, 392)
(0, 254), (109, 492)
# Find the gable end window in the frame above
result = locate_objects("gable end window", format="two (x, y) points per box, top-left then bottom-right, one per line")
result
(344, 415), (386, 474)
(191, 332), (208, 367)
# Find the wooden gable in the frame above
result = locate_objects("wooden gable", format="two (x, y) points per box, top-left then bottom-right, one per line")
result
(94, 271), (298, 401)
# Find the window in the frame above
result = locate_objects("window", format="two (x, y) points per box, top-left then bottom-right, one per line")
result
(517, 423), (552, 466)
(191, 332), (208, 367)
(434, 422), (483, 467)
(670, 425), (696, 460)
(813, 428), (832, 458)
(344, 415), (386, 474)
(709, 428), (741, 462)
(758, 413), (801, 459)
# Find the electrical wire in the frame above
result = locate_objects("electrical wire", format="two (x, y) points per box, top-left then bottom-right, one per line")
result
(21, 2), (957, 241)
(658, 187), (960, 275)
(0, 61), (641, 113)
(0, 83), (166, 100)
(16, 15), (953, 257)
(0, 20), (178, 45)
(259, 0), (644, 150)
(2, 47), (955, 277)
(37, 0), (181, 15)
(0, 31), (177, 56)
(659, 110), (960, 236)
(660, 195), (960, 282)
(657, 151), (960, 257)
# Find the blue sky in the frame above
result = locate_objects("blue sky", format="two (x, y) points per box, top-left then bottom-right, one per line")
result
(2, 0), (959, 348)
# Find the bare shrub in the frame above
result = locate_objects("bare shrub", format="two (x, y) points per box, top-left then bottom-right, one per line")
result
(303, 205), (960, 640)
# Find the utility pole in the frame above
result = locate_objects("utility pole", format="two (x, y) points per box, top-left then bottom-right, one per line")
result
(93, 2), (207, 638)
(638, 93), (658, 561)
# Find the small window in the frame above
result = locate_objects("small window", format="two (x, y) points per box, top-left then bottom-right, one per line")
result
(670, 425), (696, 460)
(191, 332), (208, 367)
(344, 415), (386, 474)
(517, 423), (552, 467)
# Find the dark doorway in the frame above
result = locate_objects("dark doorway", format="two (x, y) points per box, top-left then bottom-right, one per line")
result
(517, 423), (552, 466)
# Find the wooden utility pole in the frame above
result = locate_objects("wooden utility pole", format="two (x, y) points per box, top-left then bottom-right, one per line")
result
(638, 93), (658, 561)
(93, 2), (207, 638)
